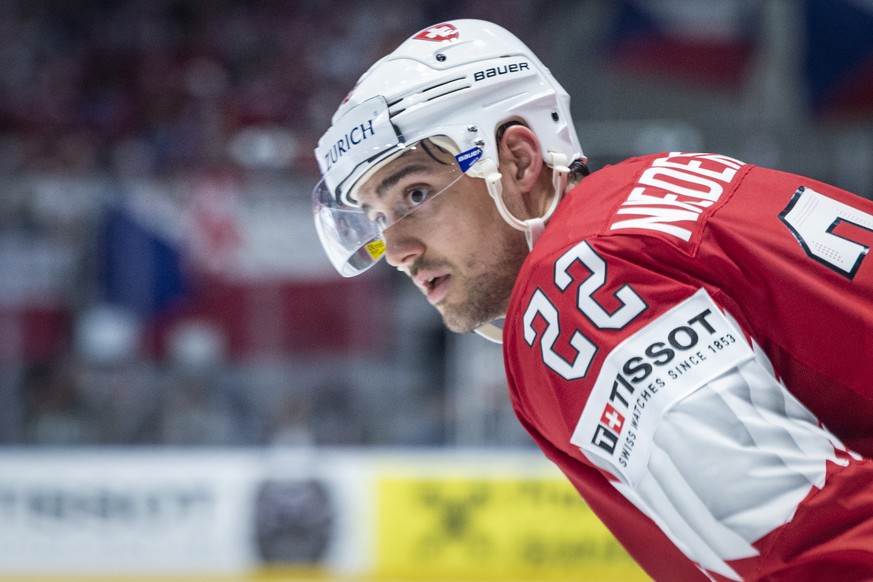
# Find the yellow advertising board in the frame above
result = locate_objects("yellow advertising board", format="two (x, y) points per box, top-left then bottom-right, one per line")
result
(376, 475), (649, 581)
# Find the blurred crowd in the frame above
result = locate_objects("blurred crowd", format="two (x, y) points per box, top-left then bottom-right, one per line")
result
(4, 0), (869, 450)
(0, 0), (544, 448)
(0, 0), (545, 178)
(1, 0), (358, 176)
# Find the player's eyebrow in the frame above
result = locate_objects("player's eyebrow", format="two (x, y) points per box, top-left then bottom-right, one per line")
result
(375, 164), (432, 199)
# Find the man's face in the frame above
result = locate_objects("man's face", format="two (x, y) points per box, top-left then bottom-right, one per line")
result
(355, 141), (529, 333)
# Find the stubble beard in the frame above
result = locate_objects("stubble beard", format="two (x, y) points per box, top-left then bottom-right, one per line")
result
(437, 233), (530, 334)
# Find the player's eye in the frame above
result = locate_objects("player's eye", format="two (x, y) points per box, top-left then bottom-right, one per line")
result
(404, 186), (430, 208)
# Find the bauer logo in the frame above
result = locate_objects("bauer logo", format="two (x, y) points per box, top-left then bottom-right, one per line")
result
(456, 147), (483, 173)
(413, 23), (459, 42)
(473, 61), (531, 83)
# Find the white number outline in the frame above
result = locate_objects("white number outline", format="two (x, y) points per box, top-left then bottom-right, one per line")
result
(523, 241), (647, 381)
(779, 186), (873, 279)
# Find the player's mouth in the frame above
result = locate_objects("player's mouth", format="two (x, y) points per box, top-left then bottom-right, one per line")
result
(414, 271), (451, 305)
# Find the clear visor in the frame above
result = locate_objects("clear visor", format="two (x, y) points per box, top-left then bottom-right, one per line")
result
(312, 138), (477, 277)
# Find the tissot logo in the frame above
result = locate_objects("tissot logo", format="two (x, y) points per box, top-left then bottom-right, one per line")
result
(413, 24), (459, 42)
(572, 289), (753, 486)
(589, 308), (716, 459)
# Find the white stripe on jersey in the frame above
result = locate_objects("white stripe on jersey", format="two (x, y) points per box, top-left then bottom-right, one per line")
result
(572, 289), (850, 581)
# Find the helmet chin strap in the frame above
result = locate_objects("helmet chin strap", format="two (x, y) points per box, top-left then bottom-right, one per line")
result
(473, 153), (570, 344)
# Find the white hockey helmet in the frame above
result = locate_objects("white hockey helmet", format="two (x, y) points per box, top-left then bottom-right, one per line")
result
(313, 19), (584, 277)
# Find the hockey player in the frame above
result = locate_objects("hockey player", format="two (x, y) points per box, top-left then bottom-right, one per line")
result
(311, 19), (873, 581)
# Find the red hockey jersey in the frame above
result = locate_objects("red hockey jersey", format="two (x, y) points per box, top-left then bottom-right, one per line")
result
(503, 152), (873, 581)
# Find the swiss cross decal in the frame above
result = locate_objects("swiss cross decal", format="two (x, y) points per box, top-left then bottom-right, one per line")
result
(600, 403), (625, 435)
(413, 23), (459, 42)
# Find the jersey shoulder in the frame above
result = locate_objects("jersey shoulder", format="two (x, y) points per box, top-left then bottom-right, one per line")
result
(545, 151), (753, 259)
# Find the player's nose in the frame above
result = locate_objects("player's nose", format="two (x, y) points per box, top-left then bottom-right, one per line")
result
(383, 222), (424, 271)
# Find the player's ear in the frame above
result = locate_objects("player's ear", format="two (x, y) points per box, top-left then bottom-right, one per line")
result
(497, 123), (544, 191)
(497, 123), (549, 217)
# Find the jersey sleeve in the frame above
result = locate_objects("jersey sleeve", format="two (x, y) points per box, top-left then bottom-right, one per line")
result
(503, 235), (873, 581)
(508, 385), (713, 582)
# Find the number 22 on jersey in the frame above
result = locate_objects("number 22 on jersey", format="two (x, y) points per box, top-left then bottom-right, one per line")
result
(523, 241), (647, 381)
(523, 185), (873, 381)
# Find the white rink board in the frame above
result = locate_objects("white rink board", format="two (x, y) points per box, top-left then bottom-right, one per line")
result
(0, 448), (647, 582)
(0, 448), (371, 576)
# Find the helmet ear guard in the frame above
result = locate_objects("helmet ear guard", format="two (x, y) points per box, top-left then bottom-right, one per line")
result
(479, 151), (570, 250)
